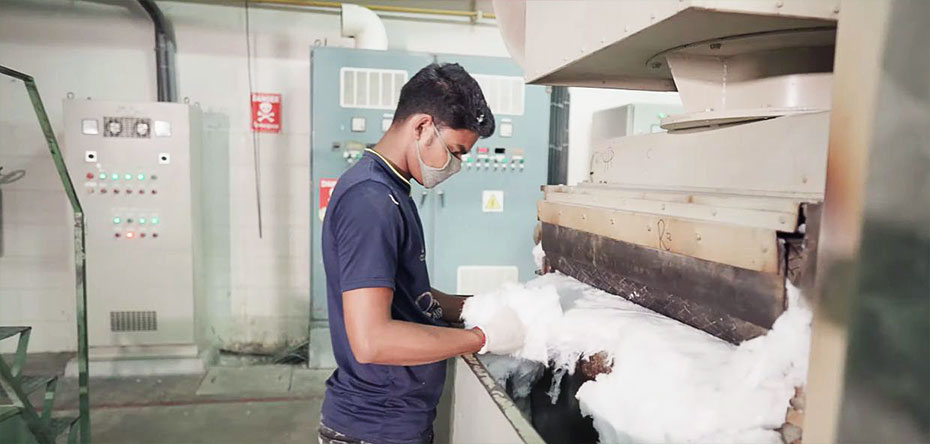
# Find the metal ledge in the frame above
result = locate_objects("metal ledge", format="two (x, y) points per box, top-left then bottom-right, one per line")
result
(452, 354), (546, 444)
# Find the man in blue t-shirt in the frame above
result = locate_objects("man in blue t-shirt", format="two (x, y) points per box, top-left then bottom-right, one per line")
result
(319, 63), (526, 444)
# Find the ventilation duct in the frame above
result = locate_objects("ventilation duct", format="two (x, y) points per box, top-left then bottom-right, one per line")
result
(341, 4), (388, 50)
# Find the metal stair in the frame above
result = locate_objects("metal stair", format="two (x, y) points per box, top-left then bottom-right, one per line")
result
(0, 327), (31, 341)
(0, 327), (82, 444)
(1, 64), (91, 443)
(0, 406), (21, 422)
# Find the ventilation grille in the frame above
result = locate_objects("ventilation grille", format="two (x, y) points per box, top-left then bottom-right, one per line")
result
(340, 67), (408, 110)
(471, 74), (526, 116)
(110, 311), (158, 332)
(103, 117), (152, 138)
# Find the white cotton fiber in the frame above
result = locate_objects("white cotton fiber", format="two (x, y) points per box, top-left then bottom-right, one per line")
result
(532, 242), (546, 270)
(462, 282), (563, 362)
(462, 273), (813, 444)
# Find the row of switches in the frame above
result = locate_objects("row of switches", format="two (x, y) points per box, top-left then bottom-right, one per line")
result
(86, 172), (158, 181)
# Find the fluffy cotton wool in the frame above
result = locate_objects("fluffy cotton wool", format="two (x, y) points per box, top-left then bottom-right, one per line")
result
(462, 282), (563, 363)
(462, 273), (812, 444)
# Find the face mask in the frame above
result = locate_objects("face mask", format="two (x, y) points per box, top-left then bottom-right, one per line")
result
(415, 124), (461, 188)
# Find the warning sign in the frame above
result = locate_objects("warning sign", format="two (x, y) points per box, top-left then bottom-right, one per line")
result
(251, 93), (281, 133)
(319, 178), (338, 221)
(482, 190), (504, 213)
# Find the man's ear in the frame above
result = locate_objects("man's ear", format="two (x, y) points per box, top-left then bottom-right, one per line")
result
(410, 114), (432, 140)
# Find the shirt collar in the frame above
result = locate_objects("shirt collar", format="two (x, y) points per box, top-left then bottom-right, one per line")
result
(364, 148), (411, 193)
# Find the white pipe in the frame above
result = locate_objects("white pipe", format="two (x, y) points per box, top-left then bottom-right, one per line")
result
(341, 4), (388, 50)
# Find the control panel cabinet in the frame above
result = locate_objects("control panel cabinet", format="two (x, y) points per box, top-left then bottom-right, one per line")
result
(63, 100), (201, 349)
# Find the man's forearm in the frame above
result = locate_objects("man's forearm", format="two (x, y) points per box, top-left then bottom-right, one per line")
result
(361, 320), (483, 366)
(431, 287), (469, 323)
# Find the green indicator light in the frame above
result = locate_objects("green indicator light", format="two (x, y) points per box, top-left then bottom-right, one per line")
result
(139, 218), (146, 224)
(137, 174), (145, 180)
(111, 173), (119, 180)
(98, 173), (106, 180)
(112, 217), (121, 224)
(657, 112), (668, 119)
(151, 217), (159, 225)
(124, 174), (132, 180)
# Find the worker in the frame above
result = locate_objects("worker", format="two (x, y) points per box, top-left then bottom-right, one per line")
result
(319, 63), (526, 444)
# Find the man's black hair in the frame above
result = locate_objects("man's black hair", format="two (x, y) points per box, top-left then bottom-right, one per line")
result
(393, 63), (495, 138)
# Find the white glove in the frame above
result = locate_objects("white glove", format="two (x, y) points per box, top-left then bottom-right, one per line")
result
(474, 306), (526, 355)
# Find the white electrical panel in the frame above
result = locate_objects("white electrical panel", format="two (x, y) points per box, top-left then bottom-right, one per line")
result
(63, 100), (201, 350)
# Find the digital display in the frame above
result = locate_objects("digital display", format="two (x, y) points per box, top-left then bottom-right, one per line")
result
(494, 147), (506, 154)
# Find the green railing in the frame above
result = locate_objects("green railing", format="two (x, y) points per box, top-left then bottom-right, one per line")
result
(0, 64), (90, 444)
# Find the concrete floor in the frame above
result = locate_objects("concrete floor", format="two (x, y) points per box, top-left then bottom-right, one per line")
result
(3, 352), (332, 444)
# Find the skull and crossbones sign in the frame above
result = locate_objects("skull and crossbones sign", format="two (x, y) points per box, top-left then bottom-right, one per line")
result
(256, 101), (276, 123)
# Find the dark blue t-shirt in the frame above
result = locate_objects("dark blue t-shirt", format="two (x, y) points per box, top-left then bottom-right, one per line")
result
(321, 149), (447, 444)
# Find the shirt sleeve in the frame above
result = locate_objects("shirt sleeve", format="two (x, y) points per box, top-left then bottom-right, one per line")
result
(332, 181), (404, 292)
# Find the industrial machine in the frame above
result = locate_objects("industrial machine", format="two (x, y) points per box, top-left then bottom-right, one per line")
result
(446, 1), (844, 443)
(62, 100), (203, 375)
(309, 47), (550, 367)
(591, 103), (685, 140)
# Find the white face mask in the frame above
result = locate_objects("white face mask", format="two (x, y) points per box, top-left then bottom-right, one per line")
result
(415, 124), (461, 189)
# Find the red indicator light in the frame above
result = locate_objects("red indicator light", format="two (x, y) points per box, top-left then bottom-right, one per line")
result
(100, 189), (108, 194)
(140, 233), (146, 238)
(477, 147), (489, 154)
(139, 189), (145, 194)
(126, 232), (135, 239)
(126, 189), (133, 194)
(152, 233), (158, 238)
(151, 189), (158, 195)
(86, 172), (95, 179)
(113, 189), (120, 194)
(114, 233), (120, 238)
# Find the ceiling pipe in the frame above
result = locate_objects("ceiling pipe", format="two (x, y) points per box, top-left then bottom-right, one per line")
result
(341, 4), (388, 50)
(137, 0), (178, 102)
(252, 0), (496, 20)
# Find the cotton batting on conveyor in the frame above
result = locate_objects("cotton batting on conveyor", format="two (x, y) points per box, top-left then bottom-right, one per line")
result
(462, 272), (812, 444)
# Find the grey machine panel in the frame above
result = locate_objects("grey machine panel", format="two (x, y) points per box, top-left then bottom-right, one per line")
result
(63, 100), (201, 348)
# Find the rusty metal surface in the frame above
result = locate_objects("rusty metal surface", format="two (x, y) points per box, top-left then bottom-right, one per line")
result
(542, 223), (781, 343)
(577, 352), (612, 380)
(550, 253), (768, 344)
(786, 203), (823, 291)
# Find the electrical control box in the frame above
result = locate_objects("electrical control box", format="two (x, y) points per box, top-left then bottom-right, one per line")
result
(309, 48), (550, 366)
(63, 100), (201, 351)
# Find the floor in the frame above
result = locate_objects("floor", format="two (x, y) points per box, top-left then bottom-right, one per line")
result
(3, 352), (332, 444)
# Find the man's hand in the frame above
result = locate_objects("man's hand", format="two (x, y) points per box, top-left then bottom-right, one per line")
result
(473, 306), (526, 355)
